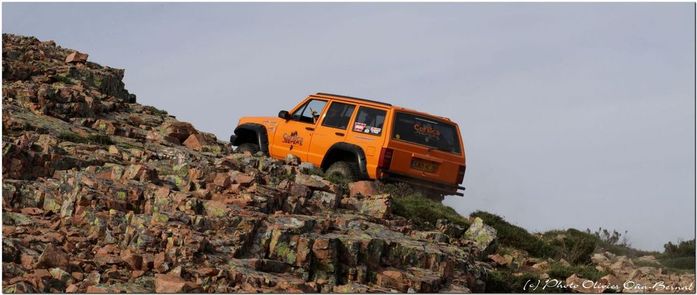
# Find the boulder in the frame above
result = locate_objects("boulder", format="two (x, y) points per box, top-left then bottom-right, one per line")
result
(289, 183), (311, 198)
(120, 249), (143, 270)
(294, 174), (330, 191)
(182, 133), (208, 151)
(298, 162), (316, 173)
(155, 273), (187, 293)
(463, 217), (497, 253)
(65, 51), (88, 63)
(35, 244), (69, 268)
(566, 274), (604, 293)
(531, 261), (549, 272)
(310, 191), (338, 210)
(285, 154), (300, 166)
(359, 194), (392, 219)
(348, 181), (377, 198)
(411, 231), (449, 243)
(598, 274), (623, 292)
(487, 254), (509, 266)
(161, 121), (198, 144)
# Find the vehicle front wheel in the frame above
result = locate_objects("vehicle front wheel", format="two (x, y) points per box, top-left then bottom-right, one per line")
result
(236, 143), (260, 154)
(325, 161), (359, 182)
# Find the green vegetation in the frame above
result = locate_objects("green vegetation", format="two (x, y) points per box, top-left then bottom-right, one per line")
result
(58, 131), (113, 145)
(586, 228), (652, 258)
(633, 259), (662, 268)
(144, 105), (168, 116)
(471, 211), (557, 259)
(322, 171), (349, 185)
(658, 239), (695, 271)
(541, 229), (598, 264)
(302, 166), (324, 177)
(86, 134), (114, 145)
(471, 212), (620, 265)
(484, 270), (543, 293)
(380, 183), (469, 229)
(659, 257), (695, 271)
(663, 239), (695, 257)
(58, 131), (87, 143)
(54, 75), (73, 84)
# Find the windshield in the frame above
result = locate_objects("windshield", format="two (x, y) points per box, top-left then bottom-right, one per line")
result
(391, 112), (461, 154)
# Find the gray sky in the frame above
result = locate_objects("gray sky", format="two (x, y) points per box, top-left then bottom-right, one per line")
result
(3, 3), (694, 251)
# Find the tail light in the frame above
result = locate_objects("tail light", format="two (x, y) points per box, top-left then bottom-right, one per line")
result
(457, 165), (466, 183)
(378, 148), (394, 170)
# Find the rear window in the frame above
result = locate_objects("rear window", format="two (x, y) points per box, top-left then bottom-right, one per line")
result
(392, 112), (461, 154)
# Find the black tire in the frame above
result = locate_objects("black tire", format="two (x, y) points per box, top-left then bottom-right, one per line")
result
(325, 161), (359, 182)
(237, 143), (260, 154)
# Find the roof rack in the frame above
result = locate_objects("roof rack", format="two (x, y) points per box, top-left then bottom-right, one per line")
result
(315, 92), (392, 107)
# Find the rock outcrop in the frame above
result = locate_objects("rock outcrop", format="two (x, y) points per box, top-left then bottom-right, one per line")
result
(1, 34), (487, 293)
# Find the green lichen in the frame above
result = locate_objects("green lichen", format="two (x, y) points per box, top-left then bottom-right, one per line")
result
(204, 202), (228, 218)
(3, 212), (33, 226)
(274, 242), (297, 265)
(43, 195), (62, 213)
(151, 212), (169, 224)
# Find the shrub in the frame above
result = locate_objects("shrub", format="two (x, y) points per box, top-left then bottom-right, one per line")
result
(659, 256), (696, 270)
(663, 239), (695, 258)
(634, 259), (662, 268)
(86, 134), (113, 145)
(542, 229), (598, 264)
(484, 270), (543, 293)
(657, 239), (695, 271)
(323, 172), (349, 185)
(588, 228), (630, 248)
(380, 183), (469, 229)
(586, 227), (651, 258)
(54, 75), (73, 84)
(57, 132), (113, 145)
(471, 211), (558, 259)
(58, 131), (88, 143)
(144, 105), (168, 116)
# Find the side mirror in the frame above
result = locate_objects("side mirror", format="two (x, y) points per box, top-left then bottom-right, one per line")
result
(278, 110), (290, 120)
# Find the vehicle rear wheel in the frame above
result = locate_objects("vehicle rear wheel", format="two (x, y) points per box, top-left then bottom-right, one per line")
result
(237, 143), (260, 154)
(325, 161), (359, 182)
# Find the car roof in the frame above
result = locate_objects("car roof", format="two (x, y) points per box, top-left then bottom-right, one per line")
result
(312, 92), (454, 123)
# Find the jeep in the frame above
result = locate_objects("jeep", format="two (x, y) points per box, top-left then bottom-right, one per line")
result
(230, 93), (466, 197)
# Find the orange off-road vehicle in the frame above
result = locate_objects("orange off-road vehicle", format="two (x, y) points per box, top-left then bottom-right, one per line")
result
(230, 93), (466, 196)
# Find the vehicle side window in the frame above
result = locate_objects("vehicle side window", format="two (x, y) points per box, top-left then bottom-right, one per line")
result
(322, 102), (356, 130)
(292, 99), (327, 124)
(352, 107), (386, 136)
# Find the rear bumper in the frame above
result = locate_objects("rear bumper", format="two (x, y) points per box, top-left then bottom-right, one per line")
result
(380, 171), (465, 197)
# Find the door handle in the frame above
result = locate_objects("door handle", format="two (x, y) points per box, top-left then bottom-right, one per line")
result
(305, 127), (315, 131)
(335, 132), (345, 136)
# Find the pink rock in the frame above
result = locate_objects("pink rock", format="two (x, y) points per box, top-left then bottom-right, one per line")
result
(65, 51), (88, 63)
(348, 181), (377, 198)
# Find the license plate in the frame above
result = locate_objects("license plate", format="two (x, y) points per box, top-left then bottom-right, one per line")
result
(411, 158), (439, 173)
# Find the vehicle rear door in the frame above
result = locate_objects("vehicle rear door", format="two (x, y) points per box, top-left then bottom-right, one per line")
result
(386, 112), (465, 185)
(345, 106), (390, 179)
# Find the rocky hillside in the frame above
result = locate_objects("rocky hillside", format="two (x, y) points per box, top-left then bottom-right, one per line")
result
(2, 34), (694, 293)
(1, 34), (490, 293)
